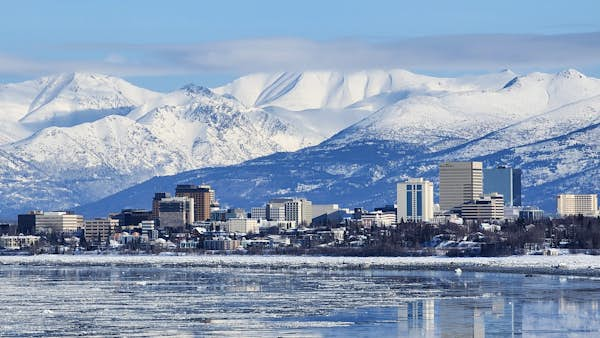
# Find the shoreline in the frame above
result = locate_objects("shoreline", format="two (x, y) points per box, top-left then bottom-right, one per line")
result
(1, 254), (600, 277)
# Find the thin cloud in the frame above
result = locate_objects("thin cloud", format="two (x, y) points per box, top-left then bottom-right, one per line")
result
(1, 32), (600, 78)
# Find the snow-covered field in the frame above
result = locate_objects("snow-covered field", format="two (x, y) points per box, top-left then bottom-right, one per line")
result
(1, 254), (600, 276)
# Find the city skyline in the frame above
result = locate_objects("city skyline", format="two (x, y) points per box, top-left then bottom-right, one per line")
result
(1, 3), (599, 337)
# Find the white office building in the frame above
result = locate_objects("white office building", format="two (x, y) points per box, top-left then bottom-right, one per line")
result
(266, 203), (285, 221)
(226, 218), (261, 234)
(0, 235), (40, 250)
(268, 198), (312, 225)
(557, 194), (598, 216)
(397, 178), (434, 222)
(35, 211), (84, 234)
(360, 211), (397, 227)
(439, 162), (483, 212)
(250, 207), (267, 220)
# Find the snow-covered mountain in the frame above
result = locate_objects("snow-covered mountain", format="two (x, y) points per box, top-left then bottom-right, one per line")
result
(79, 69), (600, 217)
(1, 69), (598, 218)
(0, 72), (162, 144)
(213, 69), (517, 110)
(328, 69), (600, 150)
(0, 74), (319, 217)
(213, 69), (518, 138)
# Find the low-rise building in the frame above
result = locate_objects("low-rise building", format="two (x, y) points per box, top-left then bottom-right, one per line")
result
(359, 210), (397, 227)
(0, 235), (40, 250)
(520, 206), (544, 221)
(311, 204), (339, 219)
(226, 218), (260, 234)
(461, 193), (504, 222)
(111, 209), (153, 228)
(250, 207), (267, 220)
(84, 218), (119, 246)
(35, 211), (84, 234)
(203, 238), (240, 250)
(258, 220), (297, 231)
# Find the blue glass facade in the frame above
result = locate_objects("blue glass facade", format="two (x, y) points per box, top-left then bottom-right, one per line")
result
(483, 167), (522, 206)
(416, 191), (422, 217)
(406, 191), (413, 217)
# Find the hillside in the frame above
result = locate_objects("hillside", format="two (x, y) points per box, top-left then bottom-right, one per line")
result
(78, 69), (600, 216)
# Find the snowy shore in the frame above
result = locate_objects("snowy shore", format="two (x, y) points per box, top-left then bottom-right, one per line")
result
(1, 254), (600, 276)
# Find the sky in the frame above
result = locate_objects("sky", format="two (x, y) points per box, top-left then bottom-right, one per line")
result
(1, 0), (600, 91)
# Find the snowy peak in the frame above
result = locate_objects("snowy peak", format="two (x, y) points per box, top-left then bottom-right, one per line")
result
(15, 72), (161, 129)
(328, 69), (600, 152)
(557, 68), (586, 79)
(213, 69), (521, 141)
(501, 69), (600, 108)
(180, 84), (215, 97)
(213, 69), (519, 111)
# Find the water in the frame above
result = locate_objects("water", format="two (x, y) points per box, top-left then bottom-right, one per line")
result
(1, 264), (599, 337)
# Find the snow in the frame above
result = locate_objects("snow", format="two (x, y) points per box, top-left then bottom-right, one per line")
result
(213, 69), (517, 111)
(213, 69), (518, 139)
(329, 69), (600, 150)
(1, 254), (600, 276)
(0, 68), (599, 216)
(0, 77), (320, 214)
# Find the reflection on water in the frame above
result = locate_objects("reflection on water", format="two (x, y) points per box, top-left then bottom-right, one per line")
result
(0, 264), (599, 337)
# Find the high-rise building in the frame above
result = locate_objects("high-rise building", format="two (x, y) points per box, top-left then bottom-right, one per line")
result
(175, 184), (213, 222)
(397, 178), (434, 222)
(159, 196), (195, 232)
(152, 192), (171, 220)
(439, 161), (483, 212)
(461, 193), (505, 221)
(483, 166), (522, 206)
(557, 194), (598, 216)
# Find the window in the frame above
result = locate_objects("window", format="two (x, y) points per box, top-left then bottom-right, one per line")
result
(406, 191), (413, 217)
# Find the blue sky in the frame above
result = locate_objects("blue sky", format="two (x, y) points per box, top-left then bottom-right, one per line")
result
(2, 0), (600, 91)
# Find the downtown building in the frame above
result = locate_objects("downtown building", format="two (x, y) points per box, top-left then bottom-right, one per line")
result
(250, 207), (267, 220)
(483, 166), (522, 207)
(110, 209), (153, 228)
(397, 178), (434, 222)
(175, 184), (214, 222)
(152, 192), (171, 220)
(461, 193), (505, 222)
(158, 196), (195, 232)
(266, 198), (312, 225)
(557, 194), (598, 216)
(439, 162), (483, 212)
(34, 211), (84, 234)
(83, 218), (119, 246)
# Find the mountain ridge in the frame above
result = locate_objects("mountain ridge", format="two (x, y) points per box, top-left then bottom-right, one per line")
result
(0, 68), (598, 218)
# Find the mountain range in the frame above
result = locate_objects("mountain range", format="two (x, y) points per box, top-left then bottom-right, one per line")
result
(0, 69), (598, 218)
